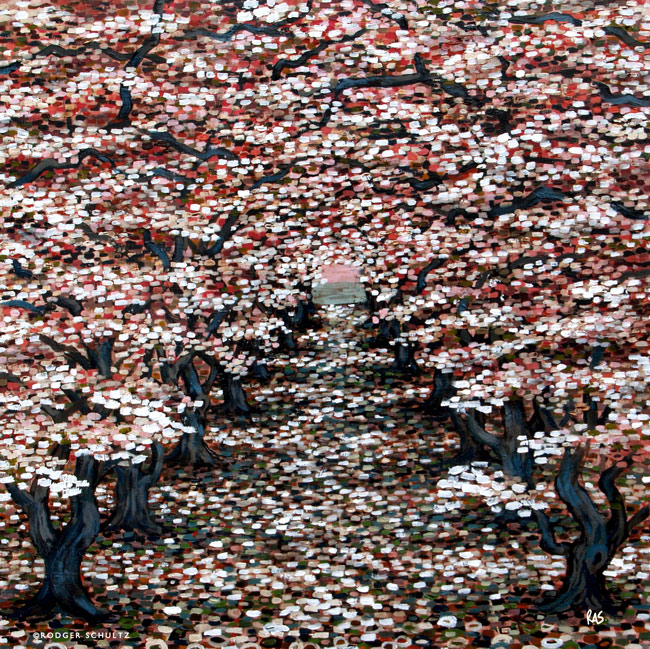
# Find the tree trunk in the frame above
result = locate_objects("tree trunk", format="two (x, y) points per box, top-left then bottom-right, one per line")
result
(166, 409), (218, 467)
(466, 401), (533, 487)
(536, 446), (649, 614)
(280, 329), (297, 353)
(222, 374), (250, 415)
(527, 397), (558, 434)
(252, 359), (271, 382)
(500, 400), (534, 486)
(292, 298), (317, 331)
(541, 539), (613, 614)
(449, 411), (492, 465)
(538, 445), (612, 614)
(371, 318), (400, 348)
(423, 369), (456, 419)
(391, 341), (419, 374)
(7, 454), (108, 622)
(104, 443), (163, 535)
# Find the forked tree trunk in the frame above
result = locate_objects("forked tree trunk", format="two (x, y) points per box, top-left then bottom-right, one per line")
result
(6, 453), (108, 622)
(104, 442), (164, 535)
(448, 411), (493, 465)
(165, 354), (220, 468)
(467, 400), (534, 486)
(535, 445), (649, 614)
(527, 397), (559, 434)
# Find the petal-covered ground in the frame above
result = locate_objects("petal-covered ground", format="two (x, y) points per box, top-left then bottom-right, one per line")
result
(1, 308), (649, 646)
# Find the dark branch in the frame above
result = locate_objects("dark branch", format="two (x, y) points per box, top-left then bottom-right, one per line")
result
(594, 81), (650, 107)
(141, 441), (164, 488)
(11, 259), (33, 279)
(534, 509), (570, 556)
(144, 130), (239, 162)
(466, 411), (501, 449)
(56, 295), (83, 317)
(0, 62), (20, 75)
(34, 44), (87, 58)
(509, 12), (582, 26)
(610, 201), (647, 221)
(7, 149), (116, 188)
(488, 185), (566, 218)
(416, 258), (445, 294)
(251, 157), (306, 190)
(1, 300), (46, 315)
(185, 24), (290, 42)
(271, 28), (366, 80)
(603, 26), (650, 49)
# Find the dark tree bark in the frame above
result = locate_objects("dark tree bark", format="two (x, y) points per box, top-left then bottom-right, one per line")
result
(237, 338), (271, 383)
(222, 373), (251, 415)
(252, 359), (271, 382)
(104, 442), (164, 535)
(6, 452), (109, 622)
(280, 329), (298, 353)
(448, 411), (493, 465)
(416, 258), (445, 294)
(370, 318), (400, 348)
(527, 397), (559, 434)
(561, 392), (611, 430)
(466, 400), (534, 486)
(583, 393), (611, 430)
(289, 297), (318, 331)
(166, 408), (218, 467)
(422, 369), (456, 419)
(367, 317), (419, 374)
(535, 445), (649, 614)
(390, 339), (419, 374)
(163, 352), (221, 467)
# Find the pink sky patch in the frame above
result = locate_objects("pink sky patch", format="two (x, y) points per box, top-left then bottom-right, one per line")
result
(321, 264), (360, 283)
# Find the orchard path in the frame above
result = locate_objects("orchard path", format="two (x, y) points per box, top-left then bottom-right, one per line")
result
(130, 304), (516, 641)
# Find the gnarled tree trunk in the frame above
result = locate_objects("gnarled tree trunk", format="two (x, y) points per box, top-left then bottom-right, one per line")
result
(104, 442), (164, 535)
(164, 353), (221, 467)
(6, 453), (108, 622)
(535, 445), (649, 614)
(467, 400), (534, 486)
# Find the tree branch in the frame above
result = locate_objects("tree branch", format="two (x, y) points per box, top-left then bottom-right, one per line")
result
(628, 506), (650, 533)
(555, 444), (606, 544)
(598, 455), (633, 554)
(534, 509), (570, 556)
(142, 442), (164, 488)
(466, 411), (501, 449)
